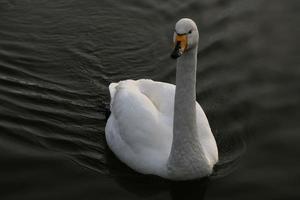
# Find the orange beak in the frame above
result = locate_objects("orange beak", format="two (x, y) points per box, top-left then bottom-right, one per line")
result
(171, 35), (188, 59)
(175, 35), (188, 51)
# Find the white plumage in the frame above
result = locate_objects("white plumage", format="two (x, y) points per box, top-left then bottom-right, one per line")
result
(105, 18), (218, 180)
(105, 79), (218, 179)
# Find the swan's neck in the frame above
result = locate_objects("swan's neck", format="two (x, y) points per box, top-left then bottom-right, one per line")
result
(167, 47), (208, 179)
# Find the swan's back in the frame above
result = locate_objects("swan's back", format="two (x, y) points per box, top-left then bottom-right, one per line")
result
(109, 79), (175, 114)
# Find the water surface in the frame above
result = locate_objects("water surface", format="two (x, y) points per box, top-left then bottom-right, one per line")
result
(0, 0), (299, 199)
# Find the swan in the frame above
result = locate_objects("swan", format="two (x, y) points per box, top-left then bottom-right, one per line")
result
(105, 18), (218, 180)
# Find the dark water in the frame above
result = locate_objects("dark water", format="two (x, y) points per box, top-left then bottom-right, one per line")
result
(0, 0), (299, 199)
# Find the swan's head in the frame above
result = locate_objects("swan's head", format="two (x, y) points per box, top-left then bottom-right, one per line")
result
(171, 18), (199, 59)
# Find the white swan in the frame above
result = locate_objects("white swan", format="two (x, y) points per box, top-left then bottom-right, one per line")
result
(105, 18), (218, 180)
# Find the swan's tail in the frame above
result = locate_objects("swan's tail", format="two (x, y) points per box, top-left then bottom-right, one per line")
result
(108, 83), (118, 109)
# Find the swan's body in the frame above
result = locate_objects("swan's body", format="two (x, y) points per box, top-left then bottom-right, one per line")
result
(105, 18), (218, 180)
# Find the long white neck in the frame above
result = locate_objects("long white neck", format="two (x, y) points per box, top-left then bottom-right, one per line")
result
(167, 47), (209, 180)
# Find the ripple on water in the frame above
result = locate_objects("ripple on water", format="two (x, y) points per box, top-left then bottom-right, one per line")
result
(1, 0), (299, 199)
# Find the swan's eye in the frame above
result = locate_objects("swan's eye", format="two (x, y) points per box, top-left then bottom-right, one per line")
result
(188, 30), (192, 34)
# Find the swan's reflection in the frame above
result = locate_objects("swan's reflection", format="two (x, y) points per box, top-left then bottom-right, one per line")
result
(105, 145), (208, 200)
(170, 178), (208, 200)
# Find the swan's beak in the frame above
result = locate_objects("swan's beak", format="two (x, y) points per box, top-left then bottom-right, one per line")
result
(171, 35), (188, 59)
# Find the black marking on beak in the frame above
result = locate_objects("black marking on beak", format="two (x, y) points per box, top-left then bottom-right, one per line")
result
(171, 41), (182, 59)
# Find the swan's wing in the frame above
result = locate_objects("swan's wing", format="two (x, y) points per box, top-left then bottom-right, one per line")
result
(106, 80), (174, 174)
(136, 79), (175, 115)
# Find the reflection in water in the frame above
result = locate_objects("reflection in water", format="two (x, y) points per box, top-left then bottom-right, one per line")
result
(106, 143), (209, 199)
(170, 179), (208, 200)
